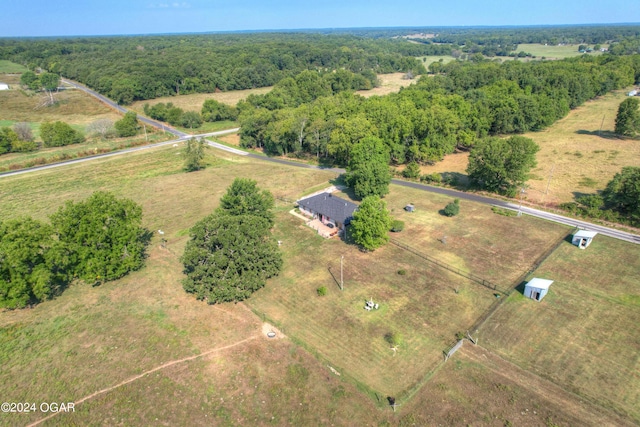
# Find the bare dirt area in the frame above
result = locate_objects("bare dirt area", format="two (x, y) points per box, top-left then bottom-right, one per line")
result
(356, 72), (417, 97)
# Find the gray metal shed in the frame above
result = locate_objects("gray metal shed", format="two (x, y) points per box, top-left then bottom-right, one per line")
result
(572, 230), (597, 249)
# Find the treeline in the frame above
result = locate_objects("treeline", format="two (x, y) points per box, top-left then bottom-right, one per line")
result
(238, 55), (640, 164)
(0, 33), (429, 104)
(0, 192), (149, 309)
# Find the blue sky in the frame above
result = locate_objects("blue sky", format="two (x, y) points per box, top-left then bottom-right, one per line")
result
(2, 0), (639, 37)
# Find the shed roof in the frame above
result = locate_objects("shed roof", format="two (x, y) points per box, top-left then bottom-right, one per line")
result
(526, 278), (554, 290)
(573, 230), (598, 239)
(298, 193), (358, 224)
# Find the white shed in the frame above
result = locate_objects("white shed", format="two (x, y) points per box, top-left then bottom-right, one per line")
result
(572, 230), (597, 249)
(524, 278), (553, 302)
(0, 83), (9, 91)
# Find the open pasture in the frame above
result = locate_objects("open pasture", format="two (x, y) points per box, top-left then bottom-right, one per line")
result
(129, 86), (273, 113)
(516, 43), (605, 59)
(248, 206), (499, 397)
(478, 236), (640, 424)
(356, 72), (418, 97)
(335, 185), (569, 287)
(0, 60), (29, 73)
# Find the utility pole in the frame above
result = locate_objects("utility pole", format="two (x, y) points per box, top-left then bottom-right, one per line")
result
(545, 164), (555, 195)
(340, 255), (344, 291)
(517, 186), (526, 217)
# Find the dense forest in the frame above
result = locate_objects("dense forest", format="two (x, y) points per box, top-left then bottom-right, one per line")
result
(237, 54), (640, 165)
(0, 34), (433, 104)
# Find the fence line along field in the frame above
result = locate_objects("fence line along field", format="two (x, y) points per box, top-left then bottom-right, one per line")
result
(478, 236), (640, 424)
(248, 205), (498, 397)
(333, 185), (569, 287)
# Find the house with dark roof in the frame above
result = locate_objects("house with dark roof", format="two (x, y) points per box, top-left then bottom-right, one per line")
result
(297, 192), (358, 231)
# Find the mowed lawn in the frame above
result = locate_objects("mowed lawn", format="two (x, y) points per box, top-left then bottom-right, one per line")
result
(478, 236), (640, 424)
(336, 185), (570, 287)
(248, 207), (498, 396)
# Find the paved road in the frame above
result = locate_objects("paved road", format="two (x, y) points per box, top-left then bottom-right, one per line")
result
(14, 78), (640, 245)
(62, 78), (188, 138)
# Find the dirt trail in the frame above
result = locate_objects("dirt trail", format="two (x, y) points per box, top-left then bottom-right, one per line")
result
(460, 344), (636, 427)
(27, 335), (259, 427)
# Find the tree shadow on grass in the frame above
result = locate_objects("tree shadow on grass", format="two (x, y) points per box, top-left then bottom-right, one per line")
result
(575, 130), (623, 140)
(440, 172), (469, 191)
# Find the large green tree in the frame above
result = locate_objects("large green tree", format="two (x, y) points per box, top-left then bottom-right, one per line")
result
(39, 121), (85, 147)
(346, 136), (392, 199)
(614, 97), (640, 137)
(181, 180), (281, 304)
(0, 127), (19, 155)
(0, 218), (69, 309)
(603, 166), (640, 223)
(50, 191), (149, 284)
(114, 111), (139, 137)
(218, 178), (275, 226)
(349, 196), (392, 251)
(181, 213), (282, 303)
(183, 137), (205, 172)
(466, 135), (539, 196)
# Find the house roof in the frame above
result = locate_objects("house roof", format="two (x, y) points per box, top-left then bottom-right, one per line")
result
(573, 230), (598, 239)
(297, 193), (358, 224)
(526, 278), (554, 290)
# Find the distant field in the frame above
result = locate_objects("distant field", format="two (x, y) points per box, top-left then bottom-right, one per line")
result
(479, 236), (640, 424)
(415, 55), (456, 68)
(356, 72), (418, 97)
(515, 43), (605, 59)
(0, 60), (28, 73)
(129, 87), (273, 114)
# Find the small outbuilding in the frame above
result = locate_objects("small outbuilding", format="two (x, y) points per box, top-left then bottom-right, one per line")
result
(524, 278), (553, 302)
(572, 230), (597, 249)
(404, 204), (415, 212)
(0, 83), (9, 91)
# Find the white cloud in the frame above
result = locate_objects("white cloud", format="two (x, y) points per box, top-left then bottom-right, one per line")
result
(148, 2), (190, 8)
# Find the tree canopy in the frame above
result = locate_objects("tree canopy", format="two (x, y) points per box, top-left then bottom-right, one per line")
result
(218, 178), (275, 226)
(466, 136), (539, 196)
(603, 166), (640, 223)
(346, 136), (392, 199)
(0, 218), (68, 309)
(349, 196), (392, 251)
(614, 97), (640, 137)
(39, 121), (84, 147)
(50, 191), (149, 284)
(181, 180), (281, 304)
(183, 137), (205, 172)
(114, 111), (139, 137)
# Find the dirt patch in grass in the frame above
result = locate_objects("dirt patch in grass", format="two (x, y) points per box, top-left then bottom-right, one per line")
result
(129, 87), (273, 113)
(478, 236), (640, 424)
(217, 133), (241, 146)
(356, 73), (417, 98)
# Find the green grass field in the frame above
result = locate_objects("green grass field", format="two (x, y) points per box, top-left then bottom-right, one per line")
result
(0, 60), (28, 73)
(515, 43), (605, 59)
(478, 236), (640, 423)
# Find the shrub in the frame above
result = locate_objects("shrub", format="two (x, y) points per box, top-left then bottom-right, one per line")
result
(317, 286), (327, 296)
(390, 220), (405, 232)
(397, 269), (406, 275)
(40, 121), (84, 147)
(421, 172), (442, 183)
(10, 139), (39, 152)
(384, 331), (403, 347)
(443, 199), (460, 217)
(402, 162), (421, 179)
(114, 112), (139, 137)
